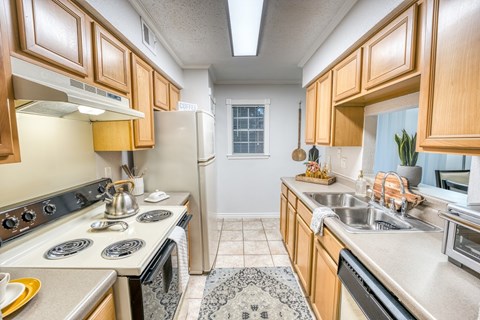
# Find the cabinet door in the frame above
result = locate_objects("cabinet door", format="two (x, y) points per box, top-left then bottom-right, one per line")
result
(418, 0), (480, 155)
(305, 82), (317, 145)
(131, 54), (154, 148)
(93, 23), (130, 93)
(87, 291), (115, 320)
(169, 84), (180, 110)
(315, 71), (333, 145)
(286, 203), (296, 260)
(310, 240), (341, 320)
(363, 5), (417, 89)
(280, 194), (287, 241)
(16, 0), (88, 76)
(0, 19), (14, 158)
(294, 215), (314, 296)
(333, 48), (362, 102)
(153, 71), (170, 111)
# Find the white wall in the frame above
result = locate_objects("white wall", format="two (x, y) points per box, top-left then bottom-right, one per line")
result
(79, 0), (184, 87)
(0, 114), (97, 206)
(215, 84), (315, 215)
(181, 69), (212, 112)
(302, 0), (403, 86)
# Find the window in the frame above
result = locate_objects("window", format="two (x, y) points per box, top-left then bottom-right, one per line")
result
(226, 99), (270, 159)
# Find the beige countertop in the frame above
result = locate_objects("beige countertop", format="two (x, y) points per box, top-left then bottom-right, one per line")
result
(281, 177), (480, 320)
(135, 191), (190, 206)
(0, 268), (116, 320)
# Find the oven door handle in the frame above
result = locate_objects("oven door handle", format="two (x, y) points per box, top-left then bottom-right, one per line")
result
(142, 214), (192, 285)
(143, 241), (176, 285)
(439, 211), (480, 232)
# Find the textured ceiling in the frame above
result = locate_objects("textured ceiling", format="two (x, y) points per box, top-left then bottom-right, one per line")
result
(135, 0), (354, 84)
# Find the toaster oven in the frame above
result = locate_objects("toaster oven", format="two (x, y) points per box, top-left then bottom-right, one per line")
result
(440, 203), (480, 276)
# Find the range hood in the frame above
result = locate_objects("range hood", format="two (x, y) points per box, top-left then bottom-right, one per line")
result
(11, 57), (144, 122)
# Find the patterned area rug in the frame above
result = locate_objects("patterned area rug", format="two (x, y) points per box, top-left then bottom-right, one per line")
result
(198, 267), (313, 320)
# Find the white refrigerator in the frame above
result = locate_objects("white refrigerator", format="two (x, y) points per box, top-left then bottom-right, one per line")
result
(134, 110), (219, 274)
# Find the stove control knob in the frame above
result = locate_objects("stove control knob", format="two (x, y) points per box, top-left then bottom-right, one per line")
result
(22, 210), (36, 222)
(97, 185), (106, 194)
(3, 217), (19, 230)
(43, 203), (57, 215)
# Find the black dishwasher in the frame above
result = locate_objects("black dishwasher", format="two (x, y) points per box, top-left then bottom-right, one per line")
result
(337, 249), (416, 320)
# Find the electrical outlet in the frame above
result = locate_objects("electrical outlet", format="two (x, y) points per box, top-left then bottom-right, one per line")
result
(341, 157), (347, 169)
(337, 148), (342, 159)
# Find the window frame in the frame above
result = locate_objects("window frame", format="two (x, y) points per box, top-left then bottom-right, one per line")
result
(226, 98), (270, 159)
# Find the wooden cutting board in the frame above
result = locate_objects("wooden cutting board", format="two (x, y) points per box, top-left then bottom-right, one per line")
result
(372, 171), (424, 209)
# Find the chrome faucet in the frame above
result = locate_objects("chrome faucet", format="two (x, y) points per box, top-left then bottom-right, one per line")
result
(380, 171), (408, 217)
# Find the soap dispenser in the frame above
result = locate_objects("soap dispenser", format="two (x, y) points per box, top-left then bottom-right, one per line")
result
(355, 170), (367, 197)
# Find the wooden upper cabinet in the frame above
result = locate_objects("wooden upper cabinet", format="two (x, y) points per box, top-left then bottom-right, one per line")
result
(418, 0), (480, 155)
(332, 48), (362, 102)
(0, 7), (20, 164)
(169, 84), (180, 111)
(16, 0), (89, 76)
(153, 71), (170, 111)
(305, 82), (317, 145)
(131, 54), (154, 148)
(315, 71), (333, 145)
(0, 21), (14, 158)
(93, 23), (130, 93)
(363, 4), (417, 90)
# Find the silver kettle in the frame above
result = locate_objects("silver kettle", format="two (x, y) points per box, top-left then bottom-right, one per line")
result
(102, 180), (139, 219)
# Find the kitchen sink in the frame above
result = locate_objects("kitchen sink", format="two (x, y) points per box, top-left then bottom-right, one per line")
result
(304, 192), (441, 233)
(305, 192), (369, 208)
(332, 206), (442, 233)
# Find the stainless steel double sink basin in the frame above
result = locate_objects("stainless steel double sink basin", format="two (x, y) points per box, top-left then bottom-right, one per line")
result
(304, 192), (441, 233)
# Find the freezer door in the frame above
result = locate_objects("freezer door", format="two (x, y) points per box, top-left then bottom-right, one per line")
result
(197, 111), (215, 162)
(198, 157), (219, 271)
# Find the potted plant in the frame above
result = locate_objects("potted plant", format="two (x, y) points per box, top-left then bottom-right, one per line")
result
(394, 129), (422, 186)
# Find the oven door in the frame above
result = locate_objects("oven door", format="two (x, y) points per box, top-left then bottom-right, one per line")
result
(128, 214), (192, 320)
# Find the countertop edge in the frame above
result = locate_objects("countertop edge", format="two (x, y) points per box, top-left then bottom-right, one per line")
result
(67, 270), (117, 320)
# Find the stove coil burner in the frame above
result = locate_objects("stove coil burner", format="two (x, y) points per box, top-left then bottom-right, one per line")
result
(102, 239), (145, 260)
(136, 210), (173, 223)
(45, 238), (93, 260)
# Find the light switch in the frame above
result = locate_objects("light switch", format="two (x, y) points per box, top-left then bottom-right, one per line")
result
(341, 157), (347, 169)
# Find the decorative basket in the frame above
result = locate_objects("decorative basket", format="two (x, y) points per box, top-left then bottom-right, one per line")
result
(295, 174), (336, 185)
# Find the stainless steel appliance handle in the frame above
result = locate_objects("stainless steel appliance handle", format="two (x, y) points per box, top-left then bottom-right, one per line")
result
(438, 211), (480, 232)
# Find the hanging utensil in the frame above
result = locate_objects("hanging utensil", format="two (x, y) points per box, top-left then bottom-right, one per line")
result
(292, 101), (307, 161)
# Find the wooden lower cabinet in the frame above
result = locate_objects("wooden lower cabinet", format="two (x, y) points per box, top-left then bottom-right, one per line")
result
(286, 202), (296, 260)
(280, 194), (287, 241)
(294, 215), (314, 296)
(86, 289), (115, 320)
(310, 239), (341, 320)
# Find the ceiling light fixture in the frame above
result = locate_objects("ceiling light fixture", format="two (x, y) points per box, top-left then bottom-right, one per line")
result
(77, 105), (105, 115)
(227, 0), (265, 57)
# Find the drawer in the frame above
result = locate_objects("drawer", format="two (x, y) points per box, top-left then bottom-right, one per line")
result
(316, 227), (344, 264)
(297, 201), (312, 226)
(281, 183), (288, 197)
(287, 190), (297, 207)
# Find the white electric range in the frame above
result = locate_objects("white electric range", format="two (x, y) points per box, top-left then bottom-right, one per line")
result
(0, 179), (191, 320)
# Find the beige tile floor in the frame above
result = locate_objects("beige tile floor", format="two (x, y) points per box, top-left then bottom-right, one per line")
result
(177, 217), (295, 320)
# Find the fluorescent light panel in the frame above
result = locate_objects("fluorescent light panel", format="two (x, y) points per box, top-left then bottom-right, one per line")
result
(228, 0), (264, 56)
(78, 105), (105, 115)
